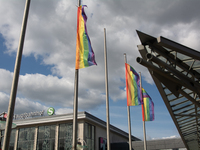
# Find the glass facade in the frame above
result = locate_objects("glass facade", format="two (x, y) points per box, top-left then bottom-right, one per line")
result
(0, 129), (16, 150)
(36, 125), (55, 150)
(0, 121), (96, 150)
(84, 123), (95, 150)
(58, 123), (73, 150)
(10, 129), (16, 150)
(17, 127), (35, 150)
(0, 130), (3, 149)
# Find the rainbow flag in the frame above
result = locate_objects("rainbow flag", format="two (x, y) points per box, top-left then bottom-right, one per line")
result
(142, 88), (154, 121)
(75, 5), (97, 69)
(125, 63), (142, 106)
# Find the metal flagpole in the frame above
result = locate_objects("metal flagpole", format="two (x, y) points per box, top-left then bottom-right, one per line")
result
(72, 0), (81, 150)
(139, 72), (147, 150)
(2, 0), (31, 150)
(104, 28), (110, 150)
(124, 53), (132, 150)
(142, 105), (147, 150)
(72, 68), (79, 150)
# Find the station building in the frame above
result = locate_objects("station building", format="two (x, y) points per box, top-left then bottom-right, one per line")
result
(0, 110), (187, 150)
(0, 111), (140, 150)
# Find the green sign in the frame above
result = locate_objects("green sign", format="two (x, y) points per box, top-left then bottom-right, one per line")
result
(47, 107), (55, 116)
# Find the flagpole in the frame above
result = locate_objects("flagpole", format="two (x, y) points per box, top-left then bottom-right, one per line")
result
(139, 72), (147, 150)
(2, 0), (31, 150)
(72, 68), (79, 150)
(104, 28), (110, 150)
(142, 104), (147, 150)
(72, 0), (81, 150)
(124, 53), (132, 150)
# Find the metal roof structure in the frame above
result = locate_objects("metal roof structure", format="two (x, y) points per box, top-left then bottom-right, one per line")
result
(136, 31), (200, 150)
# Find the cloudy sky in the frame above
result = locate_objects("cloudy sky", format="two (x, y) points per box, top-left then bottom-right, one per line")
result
(0, 0), (199, 140)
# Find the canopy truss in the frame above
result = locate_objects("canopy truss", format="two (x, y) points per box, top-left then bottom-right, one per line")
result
(136, 30), (200, 150)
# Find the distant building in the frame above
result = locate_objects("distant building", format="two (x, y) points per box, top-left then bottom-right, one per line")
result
(132, 138), (186, 150)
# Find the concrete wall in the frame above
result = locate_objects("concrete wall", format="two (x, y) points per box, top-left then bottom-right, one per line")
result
(77, 121), (84, 145)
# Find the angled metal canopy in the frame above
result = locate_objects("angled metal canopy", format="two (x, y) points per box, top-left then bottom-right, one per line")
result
(136, 30), (200, 150)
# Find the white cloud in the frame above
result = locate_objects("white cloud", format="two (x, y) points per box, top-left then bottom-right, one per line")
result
(55, 108), (73, 115)
(161, 135), (180, 139)
(0, 69), (13, 93)
(0, 92), (10, 111)
(151, 135), (180, 140)
(0, 68), (107, 109)
(0, 92), (48, 114)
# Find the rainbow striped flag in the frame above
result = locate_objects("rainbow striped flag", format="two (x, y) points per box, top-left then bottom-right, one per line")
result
(75, 5), (97, 69)
(142, 88), (154, 121)
(125, 63), (142, 106)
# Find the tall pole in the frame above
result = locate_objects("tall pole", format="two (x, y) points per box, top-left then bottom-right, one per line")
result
(124, 53), (132, 150)
(139, 72), (147, 150)
(72, 0), (81, 150)
(2, 0), (31, 150)
(104, 28), (110, 150)
(142, 105), (147, 150)
(72, 69), (79, 150)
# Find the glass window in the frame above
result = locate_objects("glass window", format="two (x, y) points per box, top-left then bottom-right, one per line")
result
(0, 130), (4, 150)
(9, 129), (16, 150)
(58, 123), (73, 150)
(1, 129), (16, 150)
(84, 123), (95, 150)
(36, 125), (55, 150)
(17, 127), (35, 150)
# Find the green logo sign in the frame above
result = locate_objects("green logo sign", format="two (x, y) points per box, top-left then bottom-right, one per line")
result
(47, 107), (55, 116)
